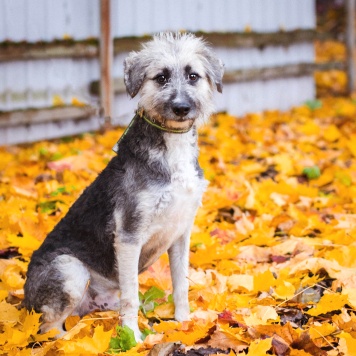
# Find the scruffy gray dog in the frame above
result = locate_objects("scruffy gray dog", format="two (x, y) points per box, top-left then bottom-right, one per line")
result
(24, 32), (224, 341)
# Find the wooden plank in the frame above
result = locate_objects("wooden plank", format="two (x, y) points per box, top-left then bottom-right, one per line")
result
(346, 0), (356, 93)
(0, 106), (96, 128)
(88, 61), (346, 95)
(0, 41), (99, 61)
(200, 30), (317, 48)
(223, 62), (346, 83)
(100, 0), (113, 121)
(0, 30), (318, 62)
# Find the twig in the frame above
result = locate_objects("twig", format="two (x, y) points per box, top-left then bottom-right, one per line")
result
(308, 327), (337, 350)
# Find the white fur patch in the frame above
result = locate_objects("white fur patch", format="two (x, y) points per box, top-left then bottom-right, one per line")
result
(54, 255), (90, 304)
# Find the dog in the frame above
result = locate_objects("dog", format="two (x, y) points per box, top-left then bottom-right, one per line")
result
(23, 32), (224, 341)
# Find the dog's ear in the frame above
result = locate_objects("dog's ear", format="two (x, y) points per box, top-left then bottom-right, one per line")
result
(201, 49), (224, 93)
(124, 52), (146, 98)
(212, 58), (224, 93)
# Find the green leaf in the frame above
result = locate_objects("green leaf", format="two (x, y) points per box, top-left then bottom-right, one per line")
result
(50, 186), (67, 197)
(138, 291), (144, 303)
(39, 147), (48, 156)
(139, 286), (166, 316)
(109, 325), (137, 352)
(50, 152), (63, 161)
(37, 200), (64, 214)
(302, 166), (321, 180)
(142, 286), (165, 304)
(142, 328), (155, 338)
(305, 99), (322, 110)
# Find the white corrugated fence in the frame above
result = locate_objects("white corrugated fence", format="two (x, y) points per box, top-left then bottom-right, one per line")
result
(0, 0), (316, 144)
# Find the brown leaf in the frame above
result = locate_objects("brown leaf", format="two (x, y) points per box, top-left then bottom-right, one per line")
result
(291, 332), (327, 356)
(272, 335), (290, 356)
(148, 342), (182, 356)
(208, 330), (248, 352)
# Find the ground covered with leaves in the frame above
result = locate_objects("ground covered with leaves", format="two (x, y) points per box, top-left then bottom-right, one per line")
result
(1, 96), (356, 355)
(315, 40), (347, 97)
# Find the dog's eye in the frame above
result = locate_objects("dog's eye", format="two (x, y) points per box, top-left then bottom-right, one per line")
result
(156, 75), (167, 84)
(189, 73), (199, 82)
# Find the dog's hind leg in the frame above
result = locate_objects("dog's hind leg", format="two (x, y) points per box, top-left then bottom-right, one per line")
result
(24, 254), (90, 337)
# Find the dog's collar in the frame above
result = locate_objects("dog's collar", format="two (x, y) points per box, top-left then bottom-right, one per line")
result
(112, 111), (195, 153)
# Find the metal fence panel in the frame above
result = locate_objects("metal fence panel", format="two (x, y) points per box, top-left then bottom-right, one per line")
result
(0, 0), (315, 42)
(0, 0), (316, 144)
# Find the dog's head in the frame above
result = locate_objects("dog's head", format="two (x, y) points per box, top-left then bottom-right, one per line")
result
(124, 32), (224, 125)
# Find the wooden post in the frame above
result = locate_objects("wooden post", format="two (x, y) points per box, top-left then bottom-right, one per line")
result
(100, 0), (113, 125)
(346, 0), (356, 94)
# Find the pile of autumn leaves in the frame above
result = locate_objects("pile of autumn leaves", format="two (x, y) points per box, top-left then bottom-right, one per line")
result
(1, 97), (356, 355)
(315, 40), (347, 97)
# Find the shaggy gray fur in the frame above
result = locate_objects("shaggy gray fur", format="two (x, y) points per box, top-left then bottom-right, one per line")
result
(24, 32), (224, 341)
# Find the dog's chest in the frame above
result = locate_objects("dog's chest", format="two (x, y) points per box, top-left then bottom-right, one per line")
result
(139, 136), (206, 267)
(151, 141), (204, 230)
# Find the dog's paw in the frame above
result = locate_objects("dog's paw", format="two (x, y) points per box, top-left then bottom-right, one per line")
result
(132, 328), (144, 343)
(174, 305), (191, 322)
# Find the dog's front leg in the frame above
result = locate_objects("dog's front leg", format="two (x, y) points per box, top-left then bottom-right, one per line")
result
(117, 242), (142, 342)
(168, 232), (191, 321)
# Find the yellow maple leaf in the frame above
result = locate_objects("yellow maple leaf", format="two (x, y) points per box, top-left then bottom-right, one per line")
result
(272, 153), (295, 175)
(153, 320), (181, 333)
(190, 241), (239, 268)
(342, 288), (356, 309)
(0, 311), (37, 349)
(163, 325), (210, 345)
(246, 338), (272, 355)
(0, 301), (21, 326)
(154, 319), (214, 346)
(299, 121), (320, 135)
(308, 293), (348, 316)
(346, 135), (356, 157)
(244, 306), (279, 327)
(22, 310), (42, 336)
(139, 255), (172, 291)
(308, 322), (336, 340)
(1, 263), (26, 290)
(0, 290), (8, 301)
(147, 302), (174, 319)
(273, 280), (296, 300)
(7, 233), (41, 258)
(57, 324), (112, 354)
(254, 271), (276, 293)
(338, 331), (356, 356)
(227, 274), (254, 292)
(323, 124), (341, 142)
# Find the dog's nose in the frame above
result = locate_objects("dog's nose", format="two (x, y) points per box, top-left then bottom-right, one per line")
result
(172, 104), (191, 117)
